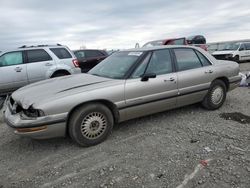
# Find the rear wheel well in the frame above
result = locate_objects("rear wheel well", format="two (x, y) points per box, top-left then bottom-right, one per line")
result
(66, 100), (119, 135)
(214, 77), (229, 91)
(51, 70), (70, 78)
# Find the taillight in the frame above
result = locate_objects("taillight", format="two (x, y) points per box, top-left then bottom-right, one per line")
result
(72, 59), (79, 67)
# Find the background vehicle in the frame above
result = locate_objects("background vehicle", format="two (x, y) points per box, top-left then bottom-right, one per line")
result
(143, 35), (207, 51)
(212, 42), (250, 62)
(142, 38), (186, 48)
(73, 49), (108, 72)
(0, 44), (81, 96)
(186, 35), (207, 51)
(5, 46), (241, 146)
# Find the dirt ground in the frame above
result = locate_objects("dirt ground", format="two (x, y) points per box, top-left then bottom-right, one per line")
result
(0, 64), (249, 188)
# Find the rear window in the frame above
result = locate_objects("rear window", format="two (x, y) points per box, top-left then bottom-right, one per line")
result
(26, 49), (52, 63)
(50, 48), (72, 59)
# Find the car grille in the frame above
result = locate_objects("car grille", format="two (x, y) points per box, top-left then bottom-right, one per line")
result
(213, 54), (227, 60)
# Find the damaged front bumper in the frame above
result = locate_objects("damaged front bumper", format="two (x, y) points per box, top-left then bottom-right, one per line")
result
(228, 75), (242, 91)
(4, 100), (67, 139)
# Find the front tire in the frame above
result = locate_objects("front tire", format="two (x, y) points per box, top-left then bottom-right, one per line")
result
(234, 55), (239, 63)
(202, 80), (227, 110)
(69, 103), (114, 147)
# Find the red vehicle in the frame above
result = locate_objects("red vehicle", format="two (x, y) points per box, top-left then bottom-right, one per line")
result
(143, 35), (207, 51)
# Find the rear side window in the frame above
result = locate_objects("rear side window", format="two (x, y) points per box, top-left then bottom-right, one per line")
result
(195, 50), (211, 66)
(0, 51), (23, 67)
(26, 49), (52, 63)
(174, 49), (202, 71)
(50, 48), (72, 59)
(85, 50), (104, 58)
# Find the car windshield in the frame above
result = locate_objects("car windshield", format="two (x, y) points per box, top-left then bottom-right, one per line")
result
(142, 40), (164, 48)
(88, 51), (144, 79)
(222, 43), (240, 51)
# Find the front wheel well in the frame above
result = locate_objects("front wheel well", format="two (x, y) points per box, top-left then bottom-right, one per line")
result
(66, 100), (119, 135)
(213, 77), (229, 91)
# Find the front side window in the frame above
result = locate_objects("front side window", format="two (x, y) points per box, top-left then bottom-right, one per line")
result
(146, 49), (173, 75)
(27, 49), (52, 63)
(0, 51), (23, 67)
(174, 49), (202, 71)
(89, 51), (144, 79)
(50, 48), (72, 59)
(245, 43), (250, 50)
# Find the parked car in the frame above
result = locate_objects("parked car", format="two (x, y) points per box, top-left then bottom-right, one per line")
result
(186, 35), (206, 45)
(212, 42), (250, 62)
(0, 44), (81, 96)
(143, 38), (186, 48)
(143, 36), (207, 51)
(186, 35), (207, 51)
(4, 46), (241, 146)
(73, 49), (108, 72)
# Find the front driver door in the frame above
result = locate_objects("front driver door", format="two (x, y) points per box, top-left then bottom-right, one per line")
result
(123, 49), (178, 121)
(0, 51), (28, 94)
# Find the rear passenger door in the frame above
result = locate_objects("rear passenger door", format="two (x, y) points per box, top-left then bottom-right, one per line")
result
(124, 49), (178, 120)
(173, 48), (214, 107)
(0, 51), (28, 94)
(25, 49), (54, 83)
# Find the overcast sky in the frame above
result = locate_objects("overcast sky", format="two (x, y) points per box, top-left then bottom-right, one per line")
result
(0, 0), (250, 50)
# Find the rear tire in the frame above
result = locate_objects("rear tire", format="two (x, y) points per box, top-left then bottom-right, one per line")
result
(202, 80), (227, 110)
(69, 103), (114, 147)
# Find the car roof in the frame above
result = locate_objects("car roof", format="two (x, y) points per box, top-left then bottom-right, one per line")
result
(0, 45), (68, 54)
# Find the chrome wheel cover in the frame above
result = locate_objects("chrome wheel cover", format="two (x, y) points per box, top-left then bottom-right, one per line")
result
(211, 86), (224, 105)
(81, 112), (107, 139)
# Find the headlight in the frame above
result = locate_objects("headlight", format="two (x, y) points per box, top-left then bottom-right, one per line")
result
(225, 54), (233, 58)
(21, 107), (45, 119)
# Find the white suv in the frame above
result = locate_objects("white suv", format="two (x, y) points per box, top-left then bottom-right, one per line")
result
(212, 42), (250, 62)
(0, 44), (81, 95)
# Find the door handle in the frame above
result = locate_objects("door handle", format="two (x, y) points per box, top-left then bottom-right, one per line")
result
(164, 77), (175, 82)
(205, 70), (213, 74)
(45, 63), (53, 66)
(14, 67), (22, 72)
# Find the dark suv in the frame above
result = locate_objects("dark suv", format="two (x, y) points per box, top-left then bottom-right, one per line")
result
(73, 49), (108, 72)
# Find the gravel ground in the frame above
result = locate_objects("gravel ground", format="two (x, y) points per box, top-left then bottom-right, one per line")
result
(0, 63), (249, 188)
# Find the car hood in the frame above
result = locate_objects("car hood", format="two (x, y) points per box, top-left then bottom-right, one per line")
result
(212, 50), (234, 55)
(11, 74), (114, 109)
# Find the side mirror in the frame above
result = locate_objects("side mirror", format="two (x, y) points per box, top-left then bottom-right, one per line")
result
(239, 48), (244, 51)
(141, 73), (156, 81)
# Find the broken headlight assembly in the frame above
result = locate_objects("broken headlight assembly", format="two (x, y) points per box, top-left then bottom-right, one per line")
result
(21, 107), (45, 119)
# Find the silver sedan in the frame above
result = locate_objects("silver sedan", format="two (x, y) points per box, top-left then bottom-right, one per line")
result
(4, 46), (241, 146)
